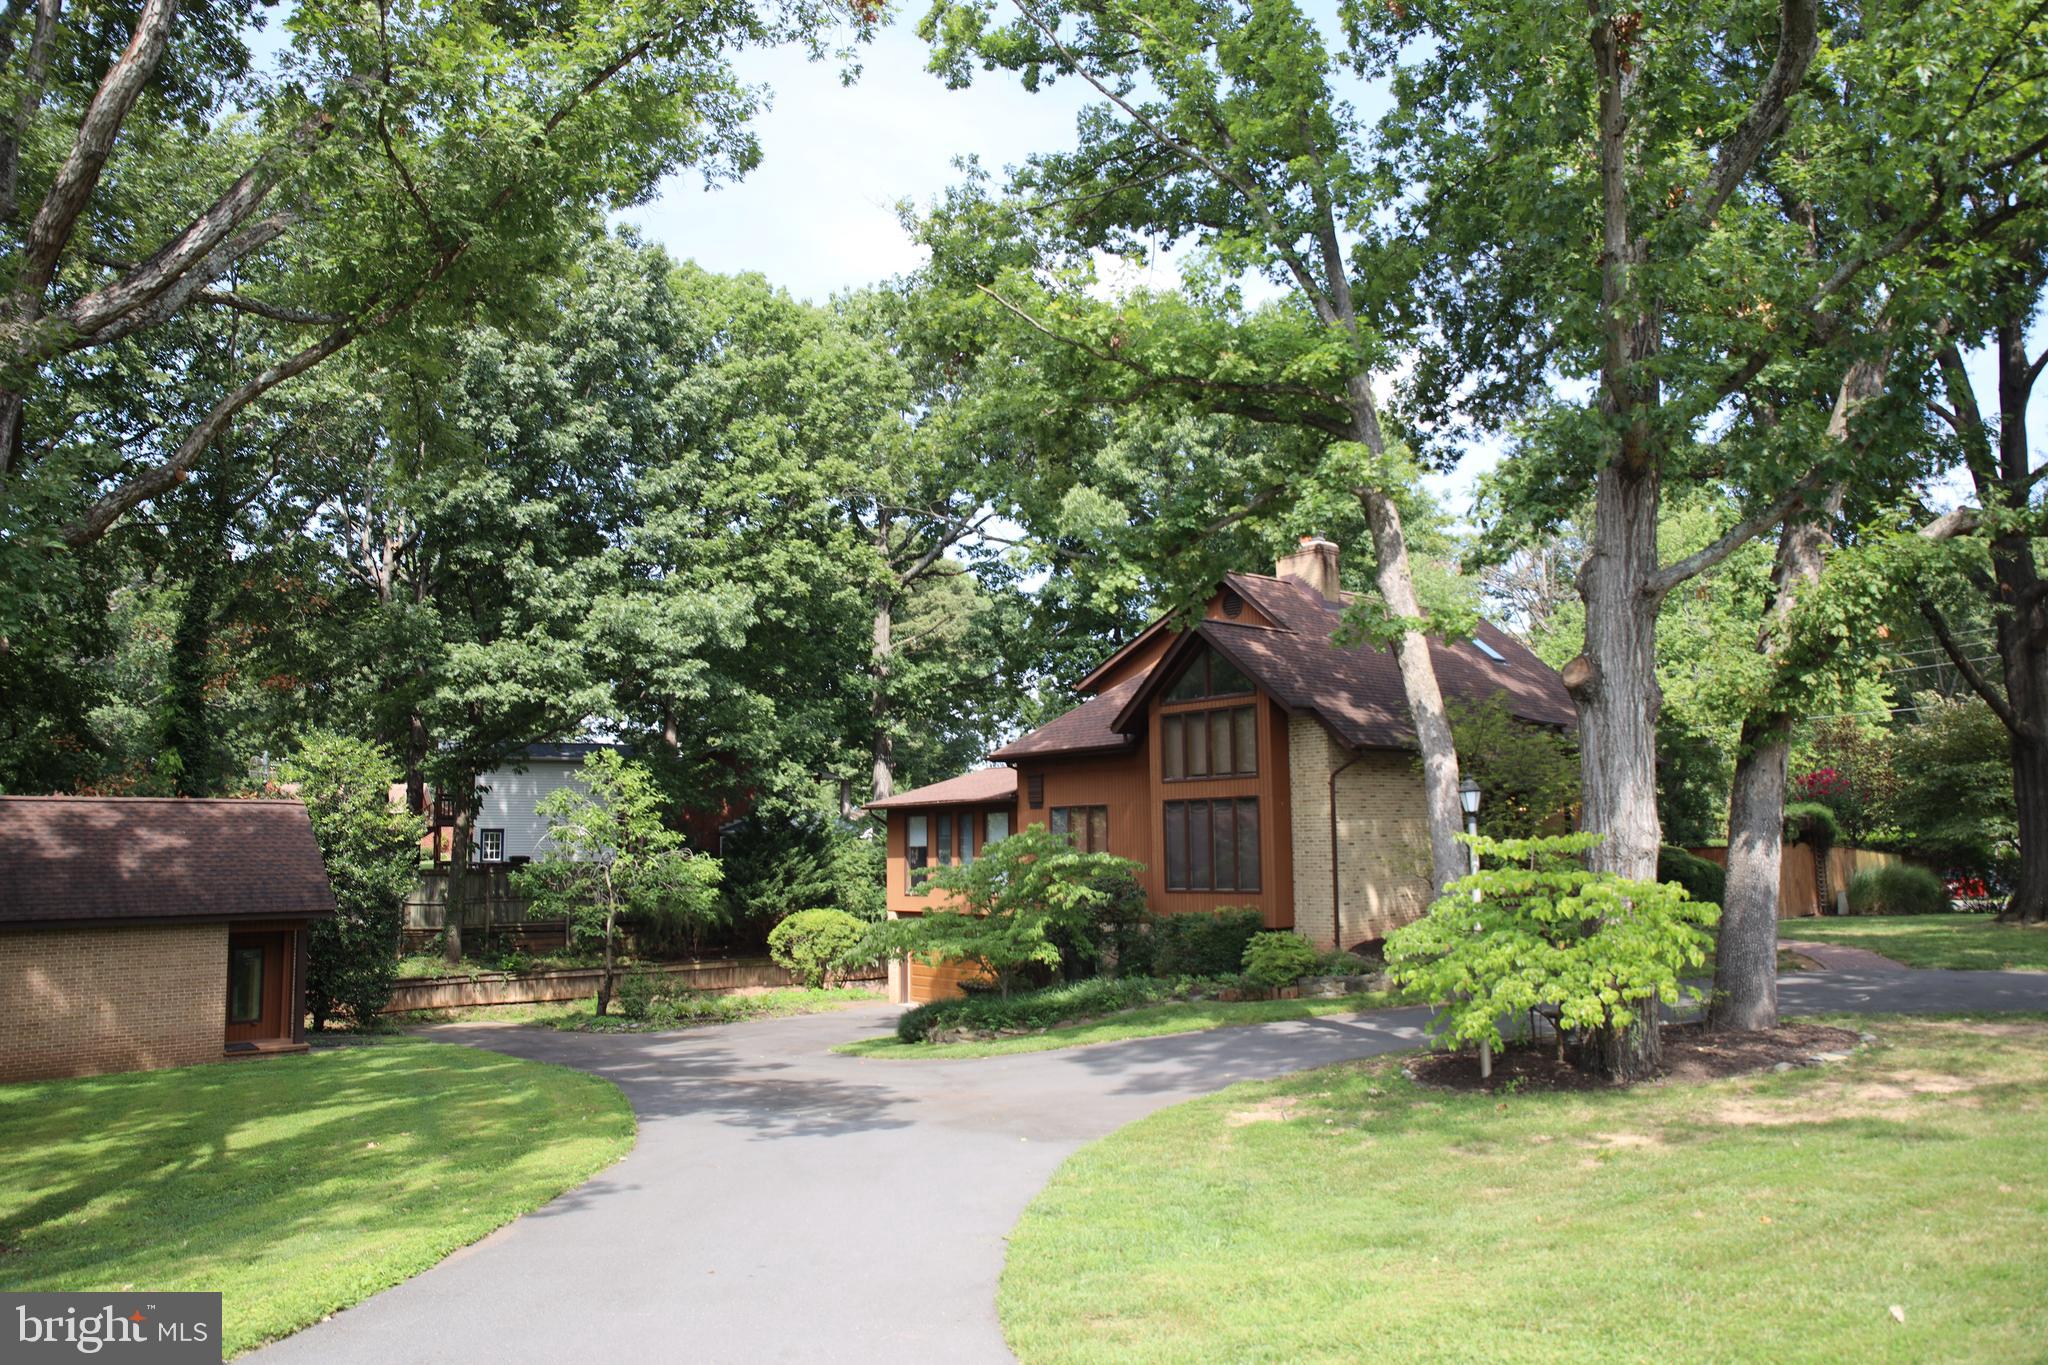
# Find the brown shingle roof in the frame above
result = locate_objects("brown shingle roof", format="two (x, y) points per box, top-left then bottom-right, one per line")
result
(0, 797), (337, 926)
(989, 674), (1146, 761)
(865, 767), (1020, 811)
(1004, 572), (1576, 759)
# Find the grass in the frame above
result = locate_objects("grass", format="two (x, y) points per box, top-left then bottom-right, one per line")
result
(0, 1041), (633, 1358)
(835, 990), (1404, 1058)
(998, 1014), (2048, 1363)
(1782, 913), (2048, 972)
(396, 985), (883, 1030)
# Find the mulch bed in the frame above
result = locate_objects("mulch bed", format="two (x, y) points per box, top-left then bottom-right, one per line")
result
(1409, 1021), (1865, 1093)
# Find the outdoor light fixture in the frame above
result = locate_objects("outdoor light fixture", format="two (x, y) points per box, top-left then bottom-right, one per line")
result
(1458, 777), (1482, 819)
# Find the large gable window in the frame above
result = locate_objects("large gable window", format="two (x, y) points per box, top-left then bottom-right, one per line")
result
(1163, 799), (1261, 892)
(1163, 644), (1254, 703)
(1161, 705), (1257, 780)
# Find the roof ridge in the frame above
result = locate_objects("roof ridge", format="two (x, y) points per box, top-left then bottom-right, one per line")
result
(0, 794), (306, 806)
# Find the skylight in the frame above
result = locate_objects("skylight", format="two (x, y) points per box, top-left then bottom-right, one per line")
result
(1472, 638), (1507, 664)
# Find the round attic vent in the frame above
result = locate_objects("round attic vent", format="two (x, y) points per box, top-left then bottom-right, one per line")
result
(1220, 589), (1244, 618)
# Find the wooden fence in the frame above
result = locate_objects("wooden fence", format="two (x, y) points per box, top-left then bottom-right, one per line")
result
(381, 955), (886, 1014)
(1685, 843), (1903, 918)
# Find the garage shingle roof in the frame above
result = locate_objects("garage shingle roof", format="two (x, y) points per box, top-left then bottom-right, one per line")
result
(0, 797), (337, 926)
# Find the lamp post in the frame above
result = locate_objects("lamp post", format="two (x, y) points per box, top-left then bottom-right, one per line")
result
(1457, 777), (1490, 1080)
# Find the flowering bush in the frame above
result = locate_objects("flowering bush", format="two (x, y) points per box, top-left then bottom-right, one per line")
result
(1385, 833), (1718, 1056)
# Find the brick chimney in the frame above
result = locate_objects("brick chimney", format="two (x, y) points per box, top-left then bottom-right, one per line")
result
(1275, 535), (1341, 601)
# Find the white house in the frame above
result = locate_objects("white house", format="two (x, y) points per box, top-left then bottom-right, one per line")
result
(469, 742), (619, 863)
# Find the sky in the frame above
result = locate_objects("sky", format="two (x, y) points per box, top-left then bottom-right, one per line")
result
(616, 19), (1091, 305)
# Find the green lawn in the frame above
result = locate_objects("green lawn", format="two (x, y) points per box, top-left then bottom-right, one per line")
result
(397, 985), (883, 1029)
(1782, 913), (2048, 971)
(999, 1015), (2048, 1363)
(835, 991), (1404, 1059)
(0, 1041), (633, 1358)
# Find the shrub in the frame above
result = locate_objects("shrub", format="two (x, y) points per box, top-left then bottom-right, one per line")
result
(1847, 864), (1952, 917)
(718, 813), (885, 926)
(768, 908), (872, 988)
(1316, 948), (1370, 975)
(1386, 832), (1718, 1057)
(896, 975), (1174, 1043)
(1152, 907), (1265, 978)
(1085, 867), (1155, 978)
(1783, 801), (1843, 851)
(279, 732), (424, 1029)
(1241, 932), (1321, 988)
(867, 826), (1141, 998)
(614, 969), (663, 1021)
(1657, 845), (1726, 907)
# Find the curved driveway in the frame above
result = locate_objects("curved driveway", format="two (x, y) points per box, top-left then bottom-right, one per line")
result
(253, 968), (2048, 1365)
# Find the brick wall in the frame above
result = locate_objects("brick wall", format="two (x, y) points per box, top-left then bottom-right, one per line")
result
(1287, 716), (1433, 949)
(0, 924), (227, 1083)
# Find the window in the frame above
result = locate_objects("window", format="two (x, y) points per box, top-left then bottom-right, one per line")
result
(906, 814), (929, 891)
(475, 828), (505, 863)
(1026, 774), (1044, 808)
(1163, 799), (1261, 892)
(936, 813), (954, 867)
(1164, 644), (1255, 702)
(960, 813), (977, 866)
(1472, 637), (1508, 663)
(228, 946), (263, 1023)
(1050, 805), (1109, 854)
(1161, 705), (1257, 780)
(985, 811), (1010, 845)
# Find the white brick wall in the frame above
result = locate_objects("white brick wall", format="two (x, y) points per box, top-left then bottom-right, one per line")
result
(1287, 716), (1433, 949)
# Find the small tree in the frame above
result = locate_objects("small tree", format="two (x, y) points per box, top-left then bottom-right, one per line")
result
(867, 825), (1140, 999)
(513, 752), (722, 1015)
(1439, 697), (1580, 839)
(280, 733), (425, 1030)
(768, 909), (872, 988)
(1386, 834), (1717, 1071)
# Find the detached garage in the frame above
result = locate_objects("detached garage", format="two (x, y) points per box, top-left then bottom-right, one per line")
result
(0, 797), (336, 1084)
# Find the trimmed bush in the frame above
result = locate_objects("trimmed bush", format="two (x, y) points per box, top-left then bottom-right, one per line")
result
(1152, 908), (1265, 979)
(613, 969), (662, 1021)
(768, 908), (872, 988)
(1241, 932), (1320, 988)
(1658, 845), (1727, 907)
(895, 976), (1176, 1043)
(1846, 864), (1952, 917)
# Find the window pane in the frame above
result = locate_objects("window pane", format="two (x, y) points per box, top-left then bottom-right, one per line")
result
(228, 946), (262, 1023)
(986, 812), (1009, 844)
(1088, 807), (1108, 854)
(1188, 712), (1210, 777)
(906, 816), (929, 891)
(1213, 799), (1236, 890)
(1162, 715), (1184, 780)
(1233, 707), (1258, 775)
(1189, 800), (1211, 890)
(1166, 652), (1208, 702)
(1207, 711), (1226, 776)
(936, 814), (953, 865)
(1164, 802), (1187, 891)
(1050, 807), (1069, 836)
(1209, 652), (1254, 696)
(962, 816), (977, 865)
(1028, 774), (1044, 808)
(1237, 799), (1261, 891)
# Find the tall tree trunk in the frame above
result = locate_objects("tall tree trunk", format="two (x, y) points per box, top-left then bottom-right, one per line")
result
(1568, 456), (1667, 1078)
(1717, 357), (1879, 1025)
(870, 589), (895, 803)
(404, 711), (428, 815)
(1357, 479), (1465, 894)
(1714, 500), (1838, 1031)
(2012, 728), (2048, 924)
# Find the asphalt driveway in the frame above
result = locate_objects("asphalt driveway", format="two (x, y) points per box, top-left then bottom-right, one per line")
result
(252, 968), (2048, 1365)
